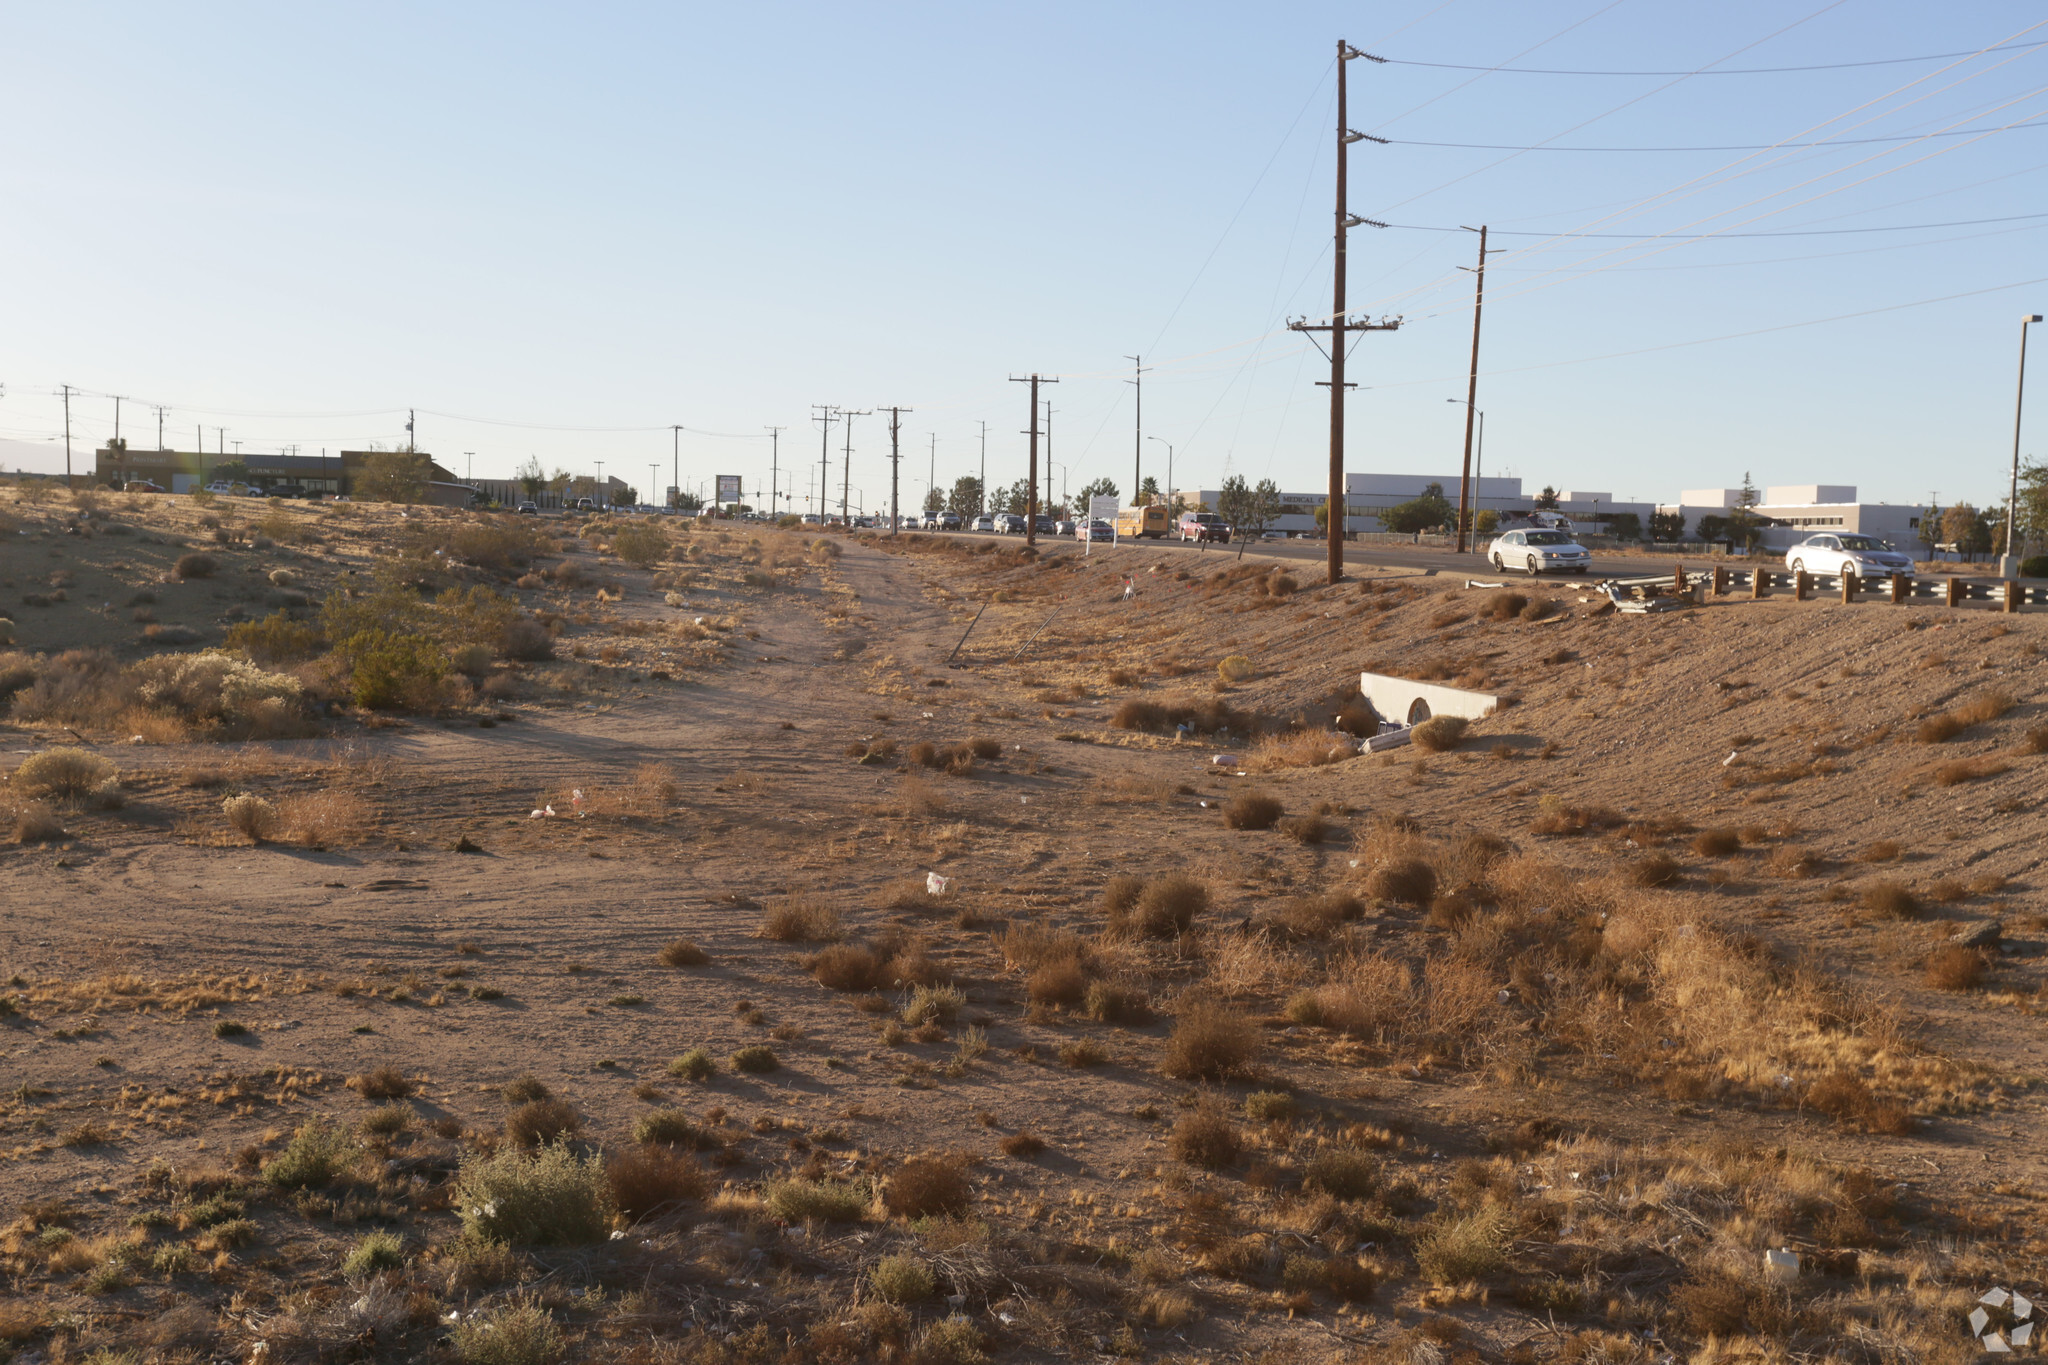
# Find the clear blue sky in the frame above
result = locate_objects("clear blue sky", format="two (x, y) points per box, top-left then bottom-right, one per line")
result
(2, 1), (2042, 513)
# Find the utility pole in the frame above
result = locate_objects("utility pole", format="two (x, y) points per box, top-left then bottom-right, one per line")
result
(466, 451), (475, 483)
(154, 405), (168, 450)
(978, 420), (987, 516)
(1010, 374), (1058, 547)
(1288, 38), (1396, 586)
(928, 434), (936, 514)
(884, 406), (911, 533)
(1124, 355), (1149, 501)
(217, 428), (225, 456)
(62, 384), (73, 490)
(811, 406), (839, 520)
(840, 408), (871, 523)
(1044, 399), (1055, 515)
(406, 408), (416, 453)
(670, 425), (683, 509)
(111, 395), (125, 445)
(1454, 225), (1502, 553)
(764, 426), (784, 516)
(2004, 314), (2044, 573)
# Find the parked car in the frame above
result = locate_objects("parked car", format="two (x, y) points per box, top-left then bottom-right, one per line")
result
(1487, 527), (1590, 575)
(202, 481), (243, 496)
(1784, 533), (1914, 579)
(1054, 518), (1077, 537)
(516, 501), (540, 515)
(995, 512), (1025, 534)
(575, 497), (596, 512)
(1033, 516), (1055, 535)
(1077, 519), (1114, 541)
(265, 484), (305, 499)
(122, 480), (166, 494)
(971, 514), (994, 533)
(938, 512), (962, 530)
(1177, 511), (1230, 543)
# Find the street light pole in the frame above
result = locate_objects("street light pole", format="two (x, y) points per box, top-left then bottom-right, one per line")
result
(2004, 314), (2043, 576)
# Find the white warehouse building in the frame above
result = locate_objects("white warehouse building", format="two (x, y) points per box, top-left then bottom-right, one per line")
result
(1175, 473), (1655, 536)
(1657, 486), (1929, 551)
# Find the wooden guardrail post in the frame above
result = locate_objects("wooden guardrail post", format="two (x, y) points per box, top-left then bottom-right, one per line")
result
(1751, 568), (1767, 598)
(2004, 580), (2021, 614)
(1889, 573), (1907, 605)
(1794, 570), (1809, 601)
(1712, 566), (1728, 596)
(1945, 577), (1963, 608)
(1840, 573), (1857, 604)
(1673, 564), (1685, 595)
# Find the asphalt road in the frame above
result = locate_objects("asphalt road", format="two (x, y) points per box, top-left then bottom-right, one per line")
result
(921, 528), (1691, 582)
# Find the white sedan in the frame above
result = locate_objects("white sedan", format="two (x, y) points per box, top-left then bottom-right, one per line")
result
(1784, 533), (1914, 580)
(1487, 528), (1591, 575)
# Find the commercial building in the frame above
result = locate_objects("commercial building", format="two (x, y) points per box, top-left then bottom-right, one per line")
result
(93, 447), (460, 501)
(1657, 486), (1928, 551)
(1174, 474), (1653, 537)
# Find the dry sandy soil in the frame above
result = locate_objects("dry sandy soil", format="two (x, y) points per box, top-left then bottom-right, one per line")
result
(0, 487), (2044, 1364)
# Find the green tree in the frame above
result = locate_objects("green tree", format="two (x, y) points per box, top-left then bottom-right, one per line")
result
(210, 459), (250, 486)
(946, 475), (983, 520)
(1918, 501), (1943, 556)
(1382, 493), (1453, 535)
(1649, 511), (1686, 542)
(1697, 514), (1731, 544)
(1604, 511), (1642, 541)
(1218, 475), (1282, 560)
(1076, 477), (1118, 510)
(516, 456), (546, 501)
(1137, 475), (1160, 505)
(1474, 509), (1500, 535)
(923, 486), (945, 514)
(1725, 473), (1764, 552)
(354, 450), (431, 504)
(1535, 486), (1560, 510)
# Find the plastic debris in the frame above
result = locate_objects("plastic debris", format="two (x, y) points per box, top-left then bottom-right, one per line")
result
(1723, 750), (1738, 766)
(1984, 1290), (2013, 1309)
(529, 805), (556, 819)
(2014, 1292), (2034, 1320)
(1986, 1333), (2012, 1353)
(1763, 1248), (1800, 1281)
(926, 873), (950, 895)
(1971, 1308), (1992, 1337)
(1210, 754), (1240, 766)
(2014, 1323), (2034, 1347)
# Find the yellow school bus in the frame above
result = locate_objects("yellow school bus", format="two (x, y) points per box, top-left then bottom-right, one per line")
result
(1113, 503), (1170, 539)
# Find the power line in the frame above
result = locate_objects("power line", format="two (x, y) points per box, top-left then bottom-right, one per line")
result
(1381, 210), (2048, 239)
(1387, 116), (2048, 152)
(1383, 38), (2048, 76)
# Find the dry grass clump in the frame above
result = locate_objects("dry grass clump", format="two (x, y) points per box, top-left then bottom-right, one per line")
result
(455, 1143), (612, 1245)
(1105, 872), (1210, 938)
(1000, 921), (1090, 971)
(506, 1099), (582, 1148)
(1026, 955), (1088, 1006)
(277, 790), (372, 847)
(1161, 1001), (1259, 1081)
(884, 1155), (970, 1219)
(1246, 730), (1353, 772)
(1108, 694), (1243, 734)
(757, 895), (844, 942)
(10, 746), (116, 799)
(870, 1253), (936, 1304)
(1923, 945), (1987, 990)
(1479, 591), (1529, 620)
(1223, 789), (1283, 830)
(808, 934), (938, 993)
(2016, 725), (2048, 755)
(349, 1065), (415, 1100)
(1932, 756), (2010, 786)
(1858, 881), (1920, 920)
(1365, 857), (1435, 905)
(1279, 814), (1330, 845)
(1766, 845), (1823, 879)
(1915, 689), (2013, 742)
(173, 552), (218, 579)
(1411, 715), (1469, 752)
(1085, 979), (1150, 1024)
(1168, 1099), (1241, 1169)
(1287, 954), (1411, 1039)
(605, 1145), (706, 1220)
(221, 793), (279, 842)
(1274, 892), (1363, 938)
(999, 1132), (1045, 1157)
(1857, 839), (1902, 863)
(1527, 800), (1624, 836)
(1626, 852), (1682, 888)
(1692, 828), (1740, 857)
(764, 1177), (867, 1223)
(657, 938), (709, 967)
(1802, 1071), (1912, 1135)
(13, 801), (65, 844)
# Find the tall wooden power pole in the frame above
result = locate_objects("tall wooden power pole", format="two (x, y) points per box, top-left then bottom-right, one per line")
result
(1125, 356), (1148, 500)
(1288, 39), (1397, 586)
(811, 406), (838, 520)
(764, 426), (784, 516)
(884, 407), (911, 533)
(840, 409), (871, 523)
(1454, 226), (1501, 553)
(1010, 374), (1058, 547)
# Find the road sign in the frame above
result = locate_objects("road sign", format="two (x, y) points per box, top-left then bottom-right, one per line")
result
(716, 474), (742, 505)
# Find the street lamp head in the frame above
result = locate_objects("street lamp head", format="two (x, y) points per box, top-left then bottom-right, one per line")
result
(2029, 315), (2045, 323)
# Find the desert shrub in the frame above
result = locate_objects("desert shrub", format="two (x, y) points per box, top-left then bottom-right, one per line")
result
(633, 1108), (708, 1148)
(885, 1155), (970, 1219)
(222, 794), (279, 842)
(335, 627), (450, 710)
(1480, 592), (1528, 620)
(502, 1075), (551, 1103)
(174, 553), (218, 579)
(611, 524), (669, 568)
(14, 802), (65, 844)
(1084, 980), (1150, 1024)
(1626, 852), (1681, 887)
(342, 1230), (406, 1277)
(657, 939), (708, 967)
(452, 1297), (566, 1365)
(1027, 956), (1087, 1006)
(1859, 881), (1920, 920)
(131, 651), (310, 737)
(1108, 694), (1243, 734)
(1217, 654), (1255, 683)
(1916, 689), (2013, 742)
(758, 896), (843, 942)
(1289, 955), (1412, 1039)
(606, 1145), (706, 1219)
(1057, 1038), (1109, 1068)
(456, 1143), (611, 1245)
(1242, 1090), (1296, 1122)
(1162, 1001), (1259, 1081)
(1803, 1070), (1910, 1133)
(870, 1253), (936, 1303)
(1108, 873), (1209, 938)
(667, 1049), (714, 1082)
(902, 984), (965, 1026)
(0, 651), (35, 707)
(12, 649), (132, 724)
(1223, 789), (1283, 830)
(1411, 716), (1468, 752)
(506, 1099), (582, 1148)
(729, 1045), (779, 1073)
(1098, 875), (1145, 918)
(223, 611), (327, 665)
(1527, 800), (1624, 837)
(764, 1177), (867, 1222)
(1304, 1146), (1379, 1200)
(10, 746), (115, 799)
(999, 1132), (1045, 1157)
(1415, 1209), (1509, 1284)
(912, 1316), (987, 1365)
(1692, 828), (1740, 857)
(1280, 814), (1330, 845)
(1168, 1101), (1241, 1168)
(263, 1118), (358, 1189)
(360, 1104), (411, 1136)
(810, 943), (890, 992)
(1365, 857), (1435, 905)
(1924, 945), (1986, 990)
(1275, 892), (1362, 938)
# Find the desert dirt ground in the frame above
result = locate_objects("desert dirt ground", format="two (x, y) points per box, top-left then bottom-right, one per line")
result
(1, 491), (2045, 1364)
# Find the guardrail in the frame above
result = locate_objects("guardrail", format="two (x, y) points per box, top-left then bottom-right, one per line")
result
(1612, 565), (2038, 612)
